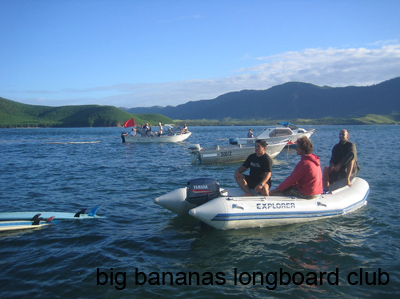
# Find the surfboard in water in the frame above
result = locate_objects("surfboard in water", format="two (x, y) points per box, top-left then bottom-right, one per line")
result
(0, 207), (100, 221)
(0, 215), (55, 232)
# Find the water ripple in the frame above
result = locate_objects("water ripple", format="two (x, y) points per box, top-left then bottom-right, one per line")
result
(1, 126), (400, 297)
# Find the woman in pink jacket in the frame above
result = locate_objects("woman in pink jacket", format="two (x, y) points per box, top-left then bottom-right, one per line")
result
(270, 136), (323, 199)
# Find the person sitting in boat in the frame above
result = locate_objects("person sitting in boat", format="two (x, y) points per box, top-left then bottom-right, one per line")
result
(181, 124), (188, 134)
(157, 122), (163, 137)
(129, 128), (137, 136)
(234, 139), (272, 196)
(270, 136), (322, 199)
(323, 129), (360, 189)
(167, 127), (173, 136)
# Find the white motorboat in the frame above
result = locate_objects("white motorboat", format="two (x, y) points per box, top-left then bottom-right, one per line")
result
(121, 124), (191, 143)
(154, 177), (369, 230)
(122, 131), (191, 143)
(230, 122), (315, 146)
(188, 140), (288, 164)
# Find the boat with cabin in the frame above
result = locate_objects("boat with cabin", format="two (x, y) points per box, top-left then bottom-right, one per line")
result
(188, 140), (288, 164)
(229, 122), (315, 146)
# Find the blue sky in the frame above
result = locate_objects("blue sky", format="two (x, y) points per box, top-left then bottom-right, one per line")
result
(1, 0), (399, 108)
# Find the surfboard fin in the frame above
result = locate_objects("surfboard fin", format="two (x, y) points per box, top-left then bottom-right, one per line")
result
(31, 213), (42, 222)
(32, 217), (44, 225)
(46, 216), (55, 223)
(88, 207), (100, 217)
(74, 209), (86, 217)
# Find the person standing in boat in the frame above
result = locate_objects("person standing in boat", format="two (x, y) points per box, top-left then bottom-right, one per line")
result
(247, 129), (254, 144)
(270, 136), (322, 199)
(234, 139), (272, 196)
(157, 122), (163, 137)
(323, 129), (360, 189)
(181, 124), (188, 134)
(143, 123), (151, 136)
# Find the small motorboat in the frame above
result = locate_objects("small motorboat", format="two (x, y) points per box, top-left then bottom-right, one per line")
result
(154, 177), (369, 230)
(122, 131), (191, 143)
(121, 124), (191, 143)
(188, 140), (288, 164)
(229, 122), (315, 146)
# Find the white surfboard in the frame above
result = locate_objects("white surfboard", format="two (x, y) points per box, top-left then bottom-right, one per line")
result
(0, 215), (54, 232)
(0, 207), (100, 221)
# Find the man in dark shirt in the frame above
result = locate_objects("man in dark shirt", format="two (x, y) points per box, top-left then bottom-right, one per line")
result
(234, 140), (272, 196)
(323, 129), (360, 188)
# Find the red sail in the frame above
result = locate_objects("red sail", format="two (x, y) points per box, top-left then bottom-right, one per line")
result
(124, 118), (136, 128)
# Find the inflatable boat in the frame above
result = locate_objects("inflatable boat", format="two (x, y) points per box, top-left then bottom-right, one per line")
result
(154, 177), (369, 230)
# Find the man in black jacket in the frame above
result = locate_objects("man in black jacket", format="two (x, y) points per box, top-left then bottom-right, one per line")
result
(323, 129), (360, 189)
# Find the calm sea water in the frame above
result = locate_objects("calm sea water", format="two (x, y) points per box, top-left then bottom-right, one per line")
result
(0, 125), (399, 298)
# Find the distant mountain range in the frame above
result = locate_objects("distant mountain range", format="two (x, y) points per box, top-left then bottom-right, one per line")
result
(1, 77), (399, 128)
(124, 77), (400, 120)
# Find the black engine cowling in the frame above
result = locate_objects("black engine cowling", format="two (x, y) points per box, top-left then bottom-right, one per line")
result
(186, 178), (220, 206)
(229, 137), (239, 145)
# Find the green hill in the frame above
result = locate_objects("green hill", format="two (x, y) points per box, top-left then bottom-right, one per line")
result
(0, 97), (173, 128)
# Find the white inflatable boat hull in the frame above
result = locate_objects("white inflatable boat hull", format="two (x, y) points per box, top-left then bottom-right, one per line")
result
(155, 178), (369, 230)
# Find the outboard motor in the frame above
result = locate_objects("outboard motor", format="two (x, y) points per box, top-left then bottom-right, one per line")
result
(229, 137), (239, 145)
(186, 178), (221, 206)
(121, 133), (126, 143)
(188, 144), (201, 152)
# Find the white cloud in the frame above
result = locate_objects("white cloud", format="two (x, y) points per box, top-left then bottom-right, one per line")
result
(18, 44), (400, 108)
(368, 39), (399, 47)
(243, 45), (400, 88)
